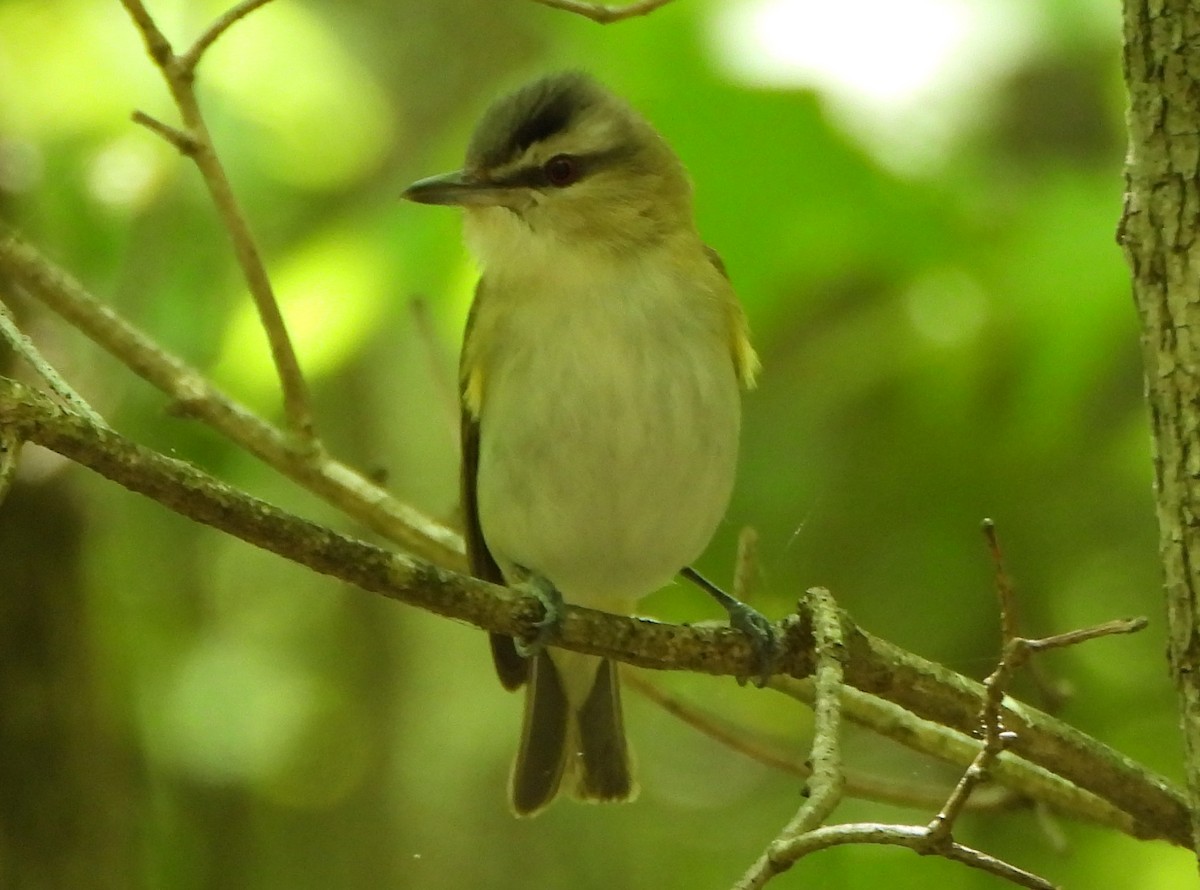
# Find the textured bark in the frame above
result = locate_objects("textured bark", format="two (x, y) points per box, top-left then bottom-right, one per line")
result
(1121, 0), (1200, 858)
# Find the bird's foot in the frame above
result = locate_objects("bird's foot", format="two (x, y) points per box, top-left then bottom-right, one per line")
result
(681, 566), (780, 686)
(513, 573), (564, 658)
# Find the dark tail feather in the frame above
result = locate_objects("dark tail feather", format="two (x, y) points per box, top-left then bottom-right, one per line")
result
(575, 658), (635, 802)
(510, 652), (570, 816)
(490, 633), (529, 691)
(509, 655), (636, 815)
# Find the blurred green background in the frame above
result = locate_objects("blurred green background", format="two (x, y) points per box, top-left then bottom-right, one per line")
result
(0, 0), (1192, 887)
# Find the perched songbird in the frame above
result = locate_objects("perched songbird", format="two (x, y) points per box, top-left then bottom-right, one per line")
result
(403, 72), (763, 816)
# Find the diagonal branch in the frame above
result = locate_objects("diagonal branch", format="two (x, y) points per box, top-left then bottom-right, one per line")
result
(0, 223), (463, 569)
(118, 0), (314, 444)
(0, 371), (1190, 847)
(0, 374), (789, 678)
(627, 670), (1018, 812)
(0, 296), (107, 428)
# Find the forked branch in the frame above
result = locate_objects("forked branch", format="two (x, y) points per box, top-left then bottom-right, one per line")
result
(117, 0), (314, 444)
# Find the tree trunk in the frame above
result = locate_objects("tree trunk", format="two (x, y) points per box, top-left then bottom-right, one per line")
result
(1121, 0), (1200, 861)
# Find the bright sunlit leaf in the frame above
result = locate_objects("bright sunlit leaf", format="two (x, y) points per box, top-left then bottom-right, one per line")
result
(205, 2), (394, 188)
(211, 230), (391, 400)
(707, 0), (1039, 170)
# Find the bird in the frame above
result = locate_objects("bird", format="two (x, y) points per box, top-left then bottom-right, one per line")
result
(402, 71), (764, 816)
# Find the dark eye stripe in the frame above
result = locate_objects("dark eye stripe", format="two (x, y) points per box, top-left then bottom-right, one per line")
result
(491, 146), (632, 190)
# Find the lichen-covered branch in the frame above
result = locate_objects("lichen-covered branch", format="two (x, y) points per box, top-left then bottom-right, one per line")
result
(0, 372), (1189, 846)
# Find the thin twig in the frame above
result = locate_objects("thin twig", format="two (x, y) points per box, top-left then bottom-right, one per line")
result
(117, 0), (173, 66)
(729, 590), (1051, 887)
(627, 671), (1016, 812)
(130, 110), (198, 155)
(530, 0), (678, 23)
(779, 589), (847, 830)
(983, 518), (1070, 710)
(118, 0), (316, 445)
(760, 823), (1056, 890)
(925, 718), (1015, 845)
(734, 588), (846, 889)
(0, 224), (462, 568)
(1025, 618), (1148, 652)
(983, 519), (1020, 642)
(926, 522), (1146, 860)
(0, 297), (108, 428)
(730, 525), (1153, 888)
(181, 0), (280, 71)
(769, 673), (1138, 837)
(733, 526), (759, 603)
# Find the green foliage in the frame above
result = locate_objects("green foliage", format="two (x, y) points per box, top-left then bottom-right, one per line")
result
(0, 0), (1191, 887)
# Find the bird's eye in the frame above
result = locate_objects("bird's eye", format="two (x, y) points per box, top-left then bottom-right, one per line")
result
(543, 154), (581, 188)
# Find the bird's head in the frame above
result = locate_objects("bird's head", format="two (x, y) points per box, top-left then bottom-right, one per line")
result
(403, 72), (695, 263)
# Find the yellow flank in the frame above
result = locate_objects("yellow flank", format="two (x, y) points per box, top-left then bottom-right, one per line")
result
(464, 362), (485, 418)
(729, 309), (760, 389)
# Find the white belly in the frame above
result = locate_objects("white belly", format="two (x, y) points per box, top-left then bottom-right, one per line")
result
(475, 277), (741, 615)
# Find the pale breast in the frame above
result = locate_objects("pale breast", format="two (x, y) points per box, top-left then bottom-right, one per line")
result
(474, 266), (741, 613)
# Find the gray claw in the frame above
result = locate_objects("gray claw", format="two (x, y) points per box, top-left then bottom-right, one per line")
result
(680, 566), (779, 686)
(513, 574), (563, 657)
(727, 601), (780, 687)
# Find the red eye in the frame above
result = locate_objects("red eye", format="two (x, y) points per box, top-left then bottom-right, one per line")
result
(543, 154), (581, 187)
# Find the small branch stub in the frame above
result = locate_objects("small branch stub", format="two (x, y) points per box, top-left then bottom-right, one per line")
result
(530, 0), (679, 23)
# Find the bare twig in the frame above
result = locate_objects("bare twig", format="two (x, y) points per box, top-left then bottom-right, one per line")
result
(1024, 618), (1148, 653)
(627, 671), (1016, 811)
(118, 0), (315, 445)
(758, 823), (1056, 890)
(925, 523), (1023, 845)
(733, 526), (759, 603)
(735, 586), (1055, 890)
(130, 110), (198, 155)
(180, 0), (280, 71)
(0, 297), (107, 428)
(769, 672), (1139, 837)
(920, 522), (1145, 873)
(983, 519), (1071, 711)
(0, 224), (463, 568)
(735, 588), (846, 890)
(925, 709), (1014, 846)
(774, 588), (847, 829)
(530, 0), (678, 23)
(983, 518), (1020, 643)
(726, 527), (1154, 888)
